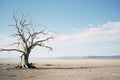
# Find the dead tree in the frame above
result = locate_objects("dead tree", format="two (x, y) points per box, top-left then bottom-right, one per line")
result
(0, 14), (56, 68)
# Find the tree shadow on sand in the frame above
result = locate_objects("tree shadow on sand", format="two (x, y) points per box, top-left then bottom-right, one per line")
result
(37, 64), (96, 70)
(2, 63), (96, 70)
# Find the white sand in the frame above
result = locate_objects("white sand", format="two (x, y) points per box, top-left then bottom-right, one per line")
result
(0, 59), (120, 80)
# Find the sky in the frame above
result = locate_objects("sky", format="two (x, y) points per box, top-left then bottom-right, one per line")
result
(0, 0), (120, 58)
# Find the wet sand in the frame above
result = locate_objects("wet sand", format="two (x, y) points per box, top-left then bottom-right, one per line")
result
(0, 60), (120, 80)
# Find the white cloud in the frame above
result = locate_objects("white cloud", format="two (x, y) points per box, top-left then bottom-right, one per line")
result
(54, 21), (120, 46)
(0, 35), (17, 48)
(0, 35), (22, 58)
(0, 21), (120, 58)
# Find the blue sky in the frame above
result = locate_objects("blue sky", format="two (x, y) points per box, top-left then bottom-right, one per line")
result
(0, 0), (120, 58)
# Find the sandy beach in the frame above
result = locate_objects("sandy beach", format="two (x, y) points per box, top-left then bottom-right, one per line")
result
(0, 59), (120, 80)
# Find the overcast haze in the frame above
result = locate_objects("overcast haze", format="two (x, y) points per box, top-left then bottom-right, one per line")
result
(0, 0), (120, 58)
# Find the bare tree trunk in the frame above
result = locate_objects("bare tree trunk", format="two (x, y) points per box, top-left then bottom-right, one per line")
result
(19, 53), (29, 68)
(16, 53), (36, 69)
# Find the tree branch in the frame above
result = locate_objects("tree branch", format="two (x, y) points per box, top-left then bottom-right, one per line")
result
(12, 15), (29, 48)
(39, 43), (53, 51)
(0, 48), (25, 54)
(26, 26), (47, 44)
(30, 36), (54, 47)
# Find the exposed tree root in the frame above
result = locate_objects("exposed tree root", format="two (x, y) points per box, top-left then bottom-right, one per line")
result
(16, 63), (36, 69)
